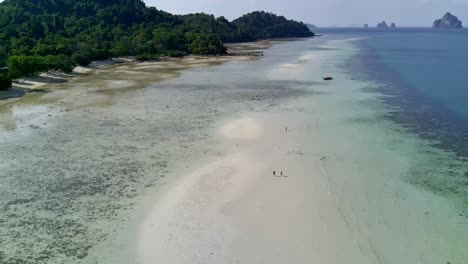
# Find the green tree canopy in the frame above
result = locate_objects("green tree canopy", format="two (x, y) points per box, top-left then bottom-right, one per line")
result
(0, 0), (314, 86)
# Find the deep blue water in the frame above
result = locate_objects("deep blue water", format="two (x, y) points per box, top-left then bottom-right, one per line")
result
(317, 28), (468, 157)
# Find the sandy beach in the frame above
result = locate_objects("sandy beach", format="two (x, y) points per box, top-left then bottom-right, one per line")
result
(135, 108), (468, 264)
(134, 39), (468, 264)
(135, 110), (372, 264)
(1, 38), (467, 264)
(0, 45), (262, 263)
(5, 55), (254, 92)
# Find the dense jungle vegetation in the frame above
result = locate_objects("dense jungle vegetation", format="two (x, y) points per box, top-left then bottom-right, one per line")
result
(0, 0), (314, 89)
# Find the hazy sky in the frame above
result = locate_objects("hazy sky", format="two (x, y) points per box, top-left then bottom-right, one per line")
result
(145, 0), (468, 27)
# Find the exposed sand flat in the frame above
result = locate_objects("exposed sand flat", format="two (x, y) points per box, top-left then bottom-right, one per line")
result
(136, 106), (468, 264)
(219, 117), (263, 140)
(2, 38), (467, 264)
(226, 40), (272, 55)
(135, 39), (468, 264)
(2, 54), (256, 102)
(135, 110), (369, 263)
(105, 80), (138, 89)
(136, 114), (369, 264)
(14, 71), (73, 90)
(0, 39), (296, 264)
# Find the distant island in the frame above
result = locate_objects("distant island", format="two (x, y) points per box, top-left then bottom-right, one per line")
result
(363, 24), (369, 28)
(377, 21), (389, 28)
(376, 21), (397, 29)
(0, 0), (314, 90)
(433, 12), (463, 29)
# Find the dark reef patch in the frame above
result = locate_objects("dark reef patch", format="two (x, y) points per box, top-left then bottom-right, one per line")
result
(348, 39), (468, 158)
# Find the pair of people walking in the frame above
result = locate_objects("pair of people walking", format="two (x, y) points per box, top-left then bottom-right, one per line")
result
(273, 170), (283, 177)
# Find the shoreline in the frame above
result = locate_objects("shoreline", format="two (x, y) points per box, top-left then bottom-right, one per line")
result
(0, 42), (268, 102)
(0, 49), (263, 133)
(1, 36), (467, 263)
(0, 39), (281, 264)
(0, 38), (312, 102)
(133, 37), (468, 264)
(4, 57), (135, 95)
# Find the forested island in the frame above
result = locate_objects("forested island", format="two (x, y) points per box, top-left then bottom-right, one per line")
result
(0, 0), (314, 89)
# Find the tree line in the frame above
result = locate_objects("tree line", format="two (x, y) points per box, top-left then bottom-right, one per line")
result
(0, 0), (314, 90)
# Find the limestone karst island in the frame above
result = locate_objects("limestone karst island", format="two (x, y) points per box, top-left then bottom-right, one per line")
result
(433, 12), (463, 28)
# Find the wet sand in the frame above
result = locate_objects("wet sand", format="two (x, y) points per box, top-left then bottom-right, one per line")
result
(0, 54), (255, 101)
(135, 39), (468, 264)
(1, 38), (467, 264)
(0, 40), (307, 264)
(0, 48), (266, 263)
(136, 107), (468, 264)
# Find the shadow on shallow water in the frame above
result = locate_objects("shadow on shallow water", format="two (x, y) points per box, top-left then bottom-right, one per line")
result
(350, 39), (468, 158)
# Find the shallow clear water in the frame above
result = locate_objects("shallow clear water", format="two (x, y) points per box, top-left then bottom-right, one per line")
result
(319, 28), (468, 217)
(0, 35), (467, 263)
(318, 28), (468, 157)
(0, 45), (313, 263)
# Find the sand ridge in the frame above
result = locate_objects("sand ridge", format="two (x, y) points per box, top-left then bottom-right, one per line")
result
(134, 38), (468, 264)
(135, 110), (375, 264)
(2, 37), (467, 264)
(136, 116), (269, 264)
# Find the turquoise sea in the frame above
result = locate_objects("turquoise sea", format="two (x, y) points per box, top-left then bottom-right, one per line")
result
(319, 28), (468, 157)
(1, 29), (468, 263)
